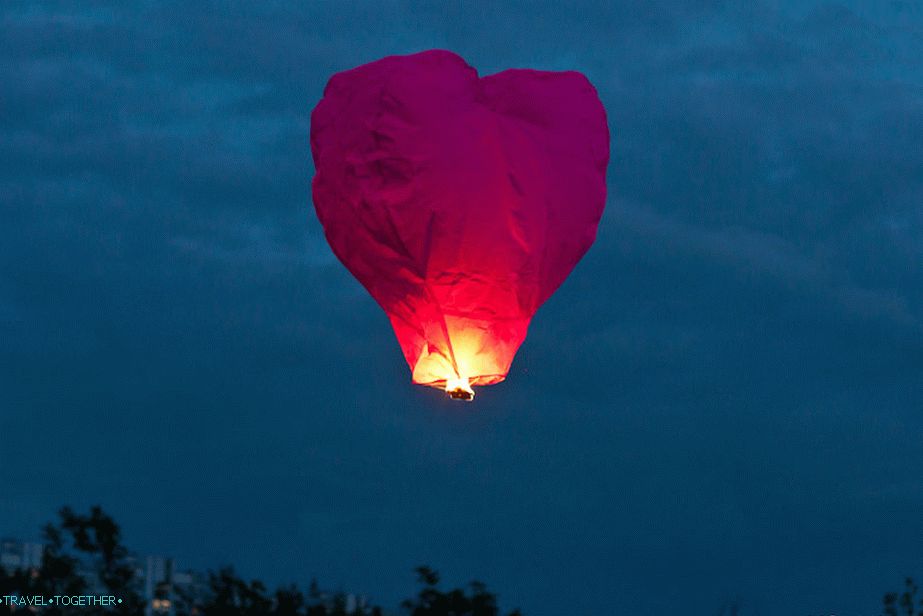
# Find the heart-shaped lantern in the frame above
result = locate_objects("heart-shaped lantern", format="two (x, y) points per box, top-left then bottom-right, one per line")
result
(311, 50), (609, 400)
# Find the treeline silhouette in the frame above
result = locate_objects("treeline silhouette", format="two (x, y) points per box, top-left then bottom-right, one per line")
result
(883, 578), (923, 616)
(0, 506), (521, 616)
(3, 506), (920, 615)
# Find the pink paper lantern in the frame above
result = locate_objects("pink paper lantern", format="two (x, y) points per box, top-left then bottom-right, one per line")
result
(311, 50), (609, 399)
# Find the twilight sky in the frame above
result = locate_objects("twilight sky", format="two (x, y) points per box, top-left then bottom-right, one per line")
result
(2, 2), (922, 614)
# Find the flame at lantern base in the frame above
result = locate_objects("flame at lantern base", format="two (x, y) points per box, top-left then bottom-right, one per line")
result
(406, 319), (522, 401)
(445, 377), (475, 401)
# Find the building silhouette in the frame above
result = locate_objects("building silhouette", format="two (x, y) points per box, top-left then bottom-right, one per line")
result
(1, 538), (206, 615)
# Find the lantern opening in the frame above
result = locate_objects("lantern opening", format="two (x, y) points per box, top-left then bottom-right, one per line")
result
(445, 376), (475, 401)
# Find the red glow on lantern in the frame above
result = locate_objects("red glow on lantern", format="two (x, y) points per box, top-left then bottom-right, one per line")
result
(311, 50), (609, 399)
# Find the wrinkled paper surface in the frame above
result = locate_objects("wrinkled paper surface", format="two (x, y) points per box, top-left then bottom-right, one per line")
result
(311, 50), (609, 388)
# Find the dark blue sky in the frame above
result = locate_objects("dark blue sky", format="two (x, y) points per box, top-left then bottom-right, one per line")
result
(2, 2), (922, 614)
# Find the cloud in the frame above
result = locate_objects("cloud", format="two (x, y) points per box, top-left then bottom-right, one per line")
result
(1, 2), (922, 615)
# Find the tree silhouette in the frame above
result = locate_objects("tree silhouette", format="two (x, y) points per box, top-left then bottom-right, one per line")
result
(400, 566), (521, 616)
(7, 506), (921, 616)
(883, 578), (923, 616)
(0, 506), (520, 615)
(0, 506), (143, 615)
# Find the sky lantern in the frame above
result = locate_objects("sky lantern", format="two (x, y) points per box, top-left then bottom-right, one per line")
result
(311, 50), (609, 400)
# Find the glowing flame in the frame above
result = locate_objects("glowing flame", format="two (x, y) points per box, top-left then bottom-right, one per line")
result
(445, 376), (475, 401)
(411, 322), (512, 400)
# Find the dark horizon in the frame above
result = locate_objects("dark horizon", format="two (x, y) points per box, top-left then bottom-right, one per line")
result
(2, 2), (922, 615)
